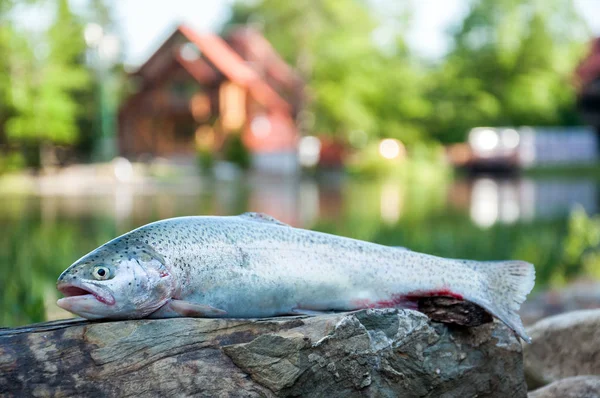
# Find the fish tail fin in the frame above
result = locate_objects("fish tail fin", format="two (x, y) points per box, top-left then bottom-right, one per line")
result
(472, 260), (535, 342)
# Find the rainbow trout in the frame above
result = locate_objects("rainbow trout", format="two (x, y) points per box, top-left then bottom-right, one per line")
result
(57, 213), (535, 341)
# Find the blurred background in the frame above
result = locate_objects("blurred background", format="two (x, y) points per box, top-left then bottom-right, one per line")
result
(1, 0), (600, 327)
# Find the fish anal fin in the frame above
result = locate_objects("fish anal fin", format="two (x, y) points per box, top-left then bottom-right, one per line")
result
(149, 299), (226, 318)
(239, 212), (290, 227)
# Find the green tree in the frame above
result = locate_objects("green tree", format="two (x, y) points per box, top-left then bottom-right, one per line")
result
(75, 0), (123, 160)
(225, 0), (431, 144)
(426, 0), (589, 143)
(6, 0), (90, 165)
(0, 0), (17, 141)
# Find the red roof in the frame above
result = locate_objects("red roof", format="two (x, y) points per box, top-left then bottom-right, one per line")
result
(226, 26), (303, 91)
(175, 55), (218, 84)
(120, 25), (300, 153)
(178, 25), (291, 113)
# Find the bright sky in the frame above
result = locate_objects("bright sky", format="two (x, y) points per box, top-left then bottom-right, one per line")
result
(115, 0), (234, 67)
(19, 0), (600, 67)
(116, 0), (600, 68)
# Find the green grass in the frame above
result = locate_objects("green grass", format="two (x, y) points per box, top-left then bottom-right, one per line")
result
(523, 163), (600, 179)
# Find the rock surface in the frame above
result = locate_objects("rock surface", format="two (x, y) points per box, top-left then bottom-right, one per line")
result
(0, 309), (527, 397)
(528, 376), (600, 398)
(520, 281), (600, 326)
(524, 309), (600, 389)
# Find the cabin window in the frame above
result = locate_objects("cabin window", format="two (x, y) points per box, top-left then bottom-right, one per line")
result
(219, 82), (246, 131)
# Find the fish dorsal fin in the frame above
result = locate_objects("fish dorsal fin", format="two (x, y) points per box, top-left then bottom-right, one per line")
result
(239, 212), (290, 227)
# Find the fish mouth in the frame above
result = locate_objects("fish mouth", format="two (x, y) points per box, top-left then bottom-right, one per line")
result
(57, 282), (115, 306)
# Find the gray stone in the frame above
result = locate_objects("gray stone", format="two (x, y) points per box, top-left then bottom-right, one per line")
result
(524, 309), (600, 389)
(528, 376), (600, 398)
(520, 281), (600, 326)
(0, 309), (527, 397)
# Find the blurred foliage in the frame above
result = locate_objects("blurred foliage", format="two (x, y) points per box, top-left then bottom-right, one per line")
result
(196, 148), (215, 173)
(225, 0), (431, 144)
(557, 207), (600, 283)
(425, 0), (589, 143)
(222, 134), (251, 170)
(0, 151), (25, 174)
(0, 0), (120, 167)
(524, 164), (600, 179)
(226, 0), (589, 145)
(346, 141), (450, 179)
(6, 0), (89, 145)
(0, 0), (18, 149)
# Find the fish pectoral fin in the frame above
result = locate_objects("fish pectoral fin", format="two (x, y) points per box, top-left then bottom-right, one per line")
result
(159, 299), (227, 318)
(239, 212), (290, 227)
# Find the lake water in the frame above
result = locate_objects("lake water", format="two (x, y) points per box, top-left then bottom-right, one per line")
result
(1, 173), (598, 327)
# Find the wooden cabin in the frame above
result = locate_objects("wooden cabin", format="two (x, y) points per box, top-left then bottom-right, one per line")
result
(118, 25), (304, 173)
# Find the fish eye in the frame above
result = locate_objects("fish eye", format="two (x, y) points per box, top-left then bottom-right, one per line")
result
(93, 266), (111, 280)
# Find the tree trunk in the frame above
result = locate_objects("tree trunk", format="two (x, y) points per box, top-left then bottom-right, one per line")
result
(0, 309), (527, 397)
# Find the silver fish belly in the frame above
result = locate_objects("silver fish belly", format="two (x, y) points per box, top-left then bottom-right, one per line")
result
(57, 213), (535, 342)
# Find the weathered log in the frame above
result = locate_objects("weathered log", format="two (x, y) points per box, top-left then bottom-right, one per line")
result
(418, 297), (494, 327)
(0, 309), (527, 397)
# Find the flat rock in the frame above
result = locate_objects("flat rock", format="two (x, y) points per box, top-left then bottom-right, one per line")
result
(524, 309), (600, 389)
(0, 309), (527, 397)
(528, 376), (600, 398)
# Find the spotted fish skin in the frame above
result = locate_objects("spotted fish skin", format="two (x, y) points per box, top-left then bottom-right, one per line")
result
(56, 213), (535, 342)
